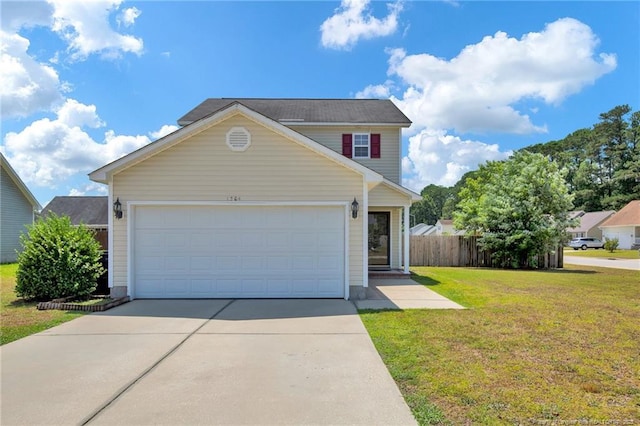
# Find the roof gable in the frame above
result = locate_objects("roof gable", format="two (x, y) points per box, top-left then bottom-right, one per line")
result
(0, 153), (41, 210)
(90, 102), (383, 184)
(599, 200), (640, 227)
(567, 210), (615, 232)
(41, 196), (108, 226)
(178, 98), (412, 127)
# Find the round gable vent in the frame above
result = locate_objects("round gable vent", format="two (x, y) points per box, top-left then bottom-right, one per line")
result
(226, 127), (251, 151)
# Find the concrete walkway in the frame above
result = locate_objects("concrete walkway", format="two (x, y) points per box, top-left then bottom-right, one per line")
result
(564, 255), (640, 271)
(0, 299), (416, 426)
(354, 278), (465, 310)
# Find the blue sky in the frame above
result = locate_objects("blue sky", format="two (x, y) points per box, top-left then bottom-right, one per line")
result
(1, 0), (638, 206)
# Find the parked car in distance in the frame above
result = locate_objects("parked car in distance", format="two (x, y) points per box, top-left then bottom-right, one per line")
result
(568, 237), (605, 250)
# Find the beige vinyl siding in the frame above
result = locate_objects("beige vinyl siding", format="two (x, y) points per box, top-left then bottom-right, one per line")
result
(112, 114), (364, 291)
(292, 126), (401, 184)
(369, 182), (411, 207)
(1, 167), (34, 263)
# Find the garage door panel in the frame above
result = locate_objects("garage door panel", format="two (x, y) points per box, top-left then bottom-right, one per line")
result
(189, 233), (213, 251)
(318, 279), (342, 296)
(242, 279), (266, 295)
(217, 256), (240, 270)
(267, 279), (290, 296)
(318, 256), (340, 270)
(165, 256), (188, 273)
(318, 232), (343, 250)
(291, 279), (318, 296)
(190, 257), (212, 271)
(134, 205), (345, 298)
(241, 256), (264, 270)
(191, 279), (214, 294)
(266, 256), (289, 271)
(242, 233), (265, 250)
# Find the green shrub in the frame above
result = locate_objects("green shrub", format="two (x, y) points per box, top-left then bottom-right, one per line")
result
(604, 238), (619, 253)
(15, 214), (105, 300)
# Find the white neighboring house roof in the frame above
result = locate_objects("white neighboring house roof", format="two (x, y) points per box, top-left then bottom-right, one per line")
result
(0, 153), (42, 211)
(89, 102), (385, 187)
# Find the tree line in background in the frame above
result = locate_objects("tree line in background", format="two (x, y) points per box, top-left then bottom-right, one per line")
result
(411, 104), (640, 226)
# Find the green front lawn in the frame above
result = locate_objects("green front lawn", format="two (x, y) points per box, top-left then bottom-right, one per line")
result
(360, 266), (640, 424)
(0, 263), (86, 345)
(563, 248), (639, 259)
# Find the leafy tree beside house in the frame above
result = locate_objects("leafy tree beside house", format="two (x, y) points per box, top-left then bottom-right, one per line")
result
(454, 151), (577, 268)
(15, 214), (105, 300)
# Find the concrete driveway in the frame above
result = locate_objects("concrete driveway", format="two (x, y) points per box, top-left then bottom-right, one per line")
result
(564, 255), (640, 270)
(1, 299), (416, 425)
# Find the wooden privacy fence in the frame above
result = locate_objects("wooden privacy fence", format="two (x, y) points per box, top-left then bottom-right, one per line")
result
(410, 235), (563, 268)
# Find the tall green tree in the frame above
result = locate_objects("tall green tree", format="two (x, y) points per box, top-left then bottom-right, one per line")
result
(410, 184), (454, 225)
(521, 104), (639, 211)
(454, 151), (576, 268)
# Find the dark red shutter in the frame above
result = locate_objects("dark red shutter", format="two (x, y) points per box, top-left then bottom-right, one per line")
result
(371, 134), (381, 158)
(342, 134), (353, 158)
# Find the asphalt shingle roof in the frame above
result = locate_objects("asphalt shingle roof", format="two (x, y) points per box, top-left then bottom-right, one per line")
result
(599, 200), (640, 227)
(41, 196), (108, 226)
(177, 98), (412, 126)
(567, 210), (616, 233)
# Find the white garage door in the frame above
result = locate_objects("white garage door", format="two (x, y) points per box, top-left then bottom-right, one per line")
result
(133, 205), (345, 298)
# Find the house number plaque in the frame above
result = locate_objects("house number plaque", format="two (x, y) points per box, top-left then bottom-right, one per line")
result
(227, 196), (241, 201)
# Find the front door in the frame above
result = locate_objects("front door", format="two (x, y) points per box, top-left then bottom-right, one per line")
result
(368, 212), (390, 269)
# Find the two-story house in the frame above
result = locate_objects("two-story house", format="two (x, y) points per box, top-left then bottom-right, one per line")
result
(89, 99), (420, 300)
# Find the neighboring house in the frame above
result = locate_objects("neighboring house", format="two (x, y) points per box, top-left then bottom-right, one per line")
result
(40, 196), (109, 250)
(410, 223), (436, 236)
(0, 153), (42, 263)
(599, 200), (640, 249)
(435, 219), (464, 235)
(90, 98), (421, 300)
(566, 210), (615, 240)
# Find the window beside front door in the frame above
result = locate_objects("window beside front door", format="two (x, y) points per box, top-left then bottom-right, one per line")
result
(368, 212), (390, 268)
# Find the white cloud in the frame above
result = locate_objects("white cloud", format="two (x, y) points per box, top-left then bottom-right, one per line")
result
(402, 129), (512, 192)
(49, 0), (144, 60)
(118, 7), (141, 27)
(57, 99), (104, 128)
(1, 0), (145, 118)
(355, 80), (394, 99)
(1, 1), (53, 31)
(2, 99), (154, 188)
(320, 0), (402, 50)
(150, 124), (179, 139)
(0, 30), (64, 117)
(383, 18), (616, 135)
(69, 182), (107, 196)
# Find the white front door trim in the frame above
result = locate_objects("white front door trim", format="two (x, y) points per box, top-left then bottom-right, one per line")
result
(126, 200), (351, 300)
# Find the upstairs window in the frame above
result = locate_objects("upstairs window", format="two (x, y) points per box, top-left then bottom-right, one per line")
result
(342, 133), (381, 159)
(353, 134), (370, 158)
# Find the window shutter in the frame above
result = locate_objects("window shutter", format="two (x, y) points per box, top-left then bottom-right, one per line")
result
(371, 134), (381, 158)
(342, 134), (353, 158)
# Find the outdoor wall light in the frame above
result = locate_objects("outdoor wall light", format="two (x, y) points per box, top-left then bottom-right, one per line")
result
(351, 197), (359, 219)
(113, 197), (123, 220)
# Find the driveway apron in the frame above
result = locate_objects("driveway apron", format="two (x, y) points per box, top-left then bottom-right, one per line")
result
(1, 299), (416, 426)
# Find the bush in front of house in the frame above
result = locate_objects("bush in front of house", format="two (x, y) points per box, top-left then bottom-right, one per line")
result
(604, 238), (619, 253)
(15, 214), (105, 300)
